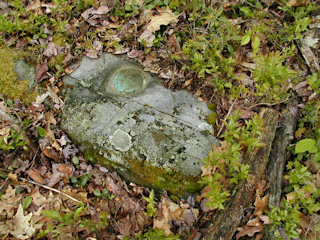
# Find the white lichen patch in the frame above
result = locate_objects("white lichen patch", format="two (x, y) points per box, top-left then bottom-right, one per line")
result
(109, 129), (132, 151)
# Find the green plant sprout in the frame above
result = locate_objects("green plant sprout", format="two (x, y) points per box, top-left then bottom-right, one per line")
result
(144, 189), (157, 218)
(201, 110), (263, 210)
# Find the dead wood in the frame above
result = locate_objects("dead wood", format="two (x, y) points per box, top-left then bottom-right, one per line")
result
(296, 38), (320, 73)
(203, 108), (279, 240)
(267, 97), (299, 206)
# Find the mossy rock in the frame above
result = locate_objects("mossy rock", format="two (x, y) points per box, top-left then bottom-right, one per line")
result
(61, 53), (219, 197)
(0, 45), (38, 105)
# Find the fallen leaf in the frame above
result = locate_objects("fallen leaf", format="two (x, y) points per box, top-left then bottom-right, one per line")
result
(62, 186), (88, 203)
(30, 188), (47, 206)
(43, 147), (60, 161)
(0, 127), (12, 144)
(62, 144), (79, 159)
(35, 61), (50, 82)
(0, 221), (12, 238)
(85, 40), (103, 58)
(0, 185), (23, 218)
(236, 225), (263, 240)
(253, 191), (269, 216)
(146, 6), (181, 33)
(167, 34), (181, 52)
(27, 170), (46, 184)
(261, 0), (274, 5)
(212, 141), (229, 154)
(258, 215), (271, 225)
(8, 172), (18, 182)
(43, 42), (62, 57)
(127, 49), (145, 59)
(26, 0), (42, 15)
(153, 196), (198, 236)
(246, 217), (261, 227)
(45, 163), (65, 187)
(138, 30), (155, 47)
(288, 0), (310, 6)
(57, 163), (73, 175)
(81, 6), (109, 26)
(81, 6), (109, 20)
(10, 204), (36, 239)
(200, 165), (217, 177)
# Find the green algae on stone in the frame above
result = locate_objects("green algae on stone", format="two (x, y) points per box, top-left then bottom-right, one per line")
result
(0, 45), (37, 105)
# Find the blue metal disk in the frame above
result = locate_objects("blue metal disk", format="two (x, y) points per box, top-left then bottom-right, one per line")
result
(113, 69), (143, 93)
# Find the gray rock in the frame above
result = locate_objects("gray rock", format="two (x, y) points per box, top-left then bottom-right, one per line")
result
(13, 60), (35, 89)
(62, 53), (218, 196)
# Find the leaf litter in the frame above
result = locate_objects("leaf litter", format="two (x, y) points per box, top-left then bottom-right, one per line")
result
(0, 0), (320, 239)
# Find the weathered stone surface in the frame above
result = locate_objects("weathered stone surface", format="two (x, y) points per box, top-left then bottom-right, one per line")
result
(62, 53), (218, 196)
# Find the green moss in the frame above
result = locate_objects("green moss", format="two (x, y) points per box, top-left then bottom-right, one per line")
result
(48, 54), (66, 68)
(207, 103), (217, 111)
(0, 45), (37, 105)
(205, 112), (217, 126)
(82, 145), (201, 197)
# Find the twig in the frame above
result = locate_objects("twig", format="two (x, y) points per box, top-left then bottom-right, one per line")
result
(217, 98), (237, 137)
(21, 177), (81, 203)
(0, 177), (9, 190)
(247, 98), (289, 110)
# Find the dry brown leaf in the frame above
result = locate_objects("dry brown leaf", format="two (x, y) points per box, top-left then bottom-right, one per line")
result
(42, 147), (60, 161)
(153, 196), (173, 236)
(167, 34), (181, 52)
(27, 170), (46, 185)
(287, 0), (310, 7)
(253, 191), (269, 216)
(146, 6), (180, 33)
(26, 0), (42, 15)
(246, 217), (261, 227)
(138, 30), (155, 47)
(8, 172), (18, 182)
(0, 127), (12, 144)
(62, 187), (88, 203)
(258, 215), (271, 225)
(10, 204), (36, 240)
(212, 141), (229, 154)
(127, 49), (145, 59)
(154, 197), (198, 236)
(35, 61), (50, 82)
(0, 221), (12, 238)
(236, 225), (263, 240)
(0, 185), (23, 218)
(57, 164), (73, 175)
(30, 189), (47, 206)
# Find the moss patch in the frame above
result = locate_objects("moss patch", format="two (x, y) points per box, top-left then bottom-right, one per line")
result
(0, 45), (38, 105)
(83, 145), (202, 197)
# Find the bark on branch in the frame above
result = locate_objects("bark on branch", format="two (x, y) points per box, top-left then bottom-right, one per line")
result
(204, 108), (279, 240)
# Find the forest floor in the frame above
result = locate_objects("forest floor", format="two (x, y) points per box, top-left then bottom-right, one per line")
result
(0, 0), (320, 239)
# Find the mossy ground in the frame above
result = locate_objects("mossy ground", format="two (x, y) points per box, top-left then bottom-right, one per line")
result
(0, 45), (38, 105)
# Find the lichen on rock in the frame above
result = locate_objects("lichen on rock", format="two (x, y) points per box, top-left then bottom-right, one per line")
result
(61, 53), (219, 197)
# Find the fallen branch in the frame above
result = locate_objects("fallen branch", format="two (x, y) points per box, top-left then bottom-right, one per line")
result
(21, 177), (81, 203)
(204, 108), (279, 240)
(296, 38), (320, 73)
(267, 97), (298, 206)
